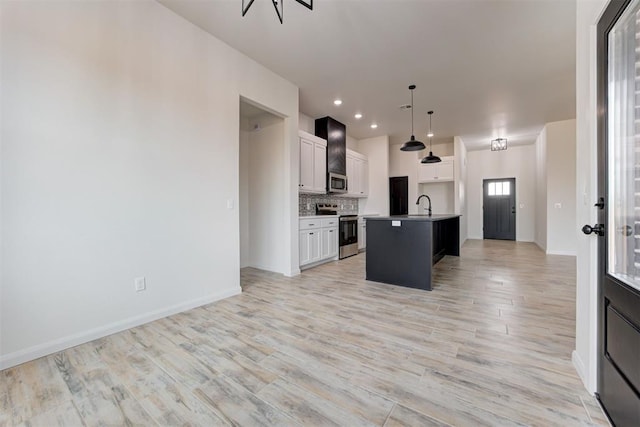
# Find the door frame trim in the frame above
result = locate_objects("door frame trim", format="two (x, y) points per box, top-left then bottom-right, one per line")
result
(596, 0), (633, 418)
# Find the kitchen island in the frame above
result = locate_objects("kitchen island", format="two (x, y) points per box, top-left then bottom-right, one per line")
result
(365, 214), (460, 291)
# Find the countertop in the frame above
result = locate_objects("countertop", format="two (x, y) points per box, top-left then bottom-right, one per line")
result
(366, 214), (461, 222)
(299, 215), (339, 220)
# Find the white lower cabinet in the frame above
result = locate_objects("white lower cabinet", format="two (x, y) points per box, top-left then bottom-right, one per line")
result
(358, 218), (366, 251)
(299, 229), (321, 265)
(322, 227), (338, 259)
(300, 217), (338, 267)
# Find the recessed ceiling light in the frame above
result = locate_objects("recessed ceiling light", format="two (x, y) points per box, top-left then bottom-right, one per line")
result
(355, 113), (363, 119)
(334, 99), (342, 106)
(370, 123), (378, 129)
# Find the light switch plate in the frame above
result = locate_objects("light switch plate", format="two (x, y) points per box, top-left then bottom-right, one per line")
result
(134, 277), (146, 292)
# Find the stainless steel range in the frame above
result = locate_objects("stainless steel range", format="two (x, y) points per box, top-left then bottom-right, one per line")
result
(338, 215), (358, 259)
(315, 203), (358, 259)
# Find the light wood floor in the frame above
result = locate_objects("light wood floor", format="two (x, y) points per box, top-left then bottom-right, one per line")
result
(1, 239), (608, 426)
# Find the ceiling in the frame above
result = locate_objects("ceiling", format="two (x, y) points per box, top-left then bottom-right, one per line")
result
(159, 0), (576, 151)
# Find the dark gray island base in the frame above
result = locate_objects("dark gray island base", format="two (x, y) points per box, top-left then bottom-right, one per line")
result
(365, 215), (460, 291)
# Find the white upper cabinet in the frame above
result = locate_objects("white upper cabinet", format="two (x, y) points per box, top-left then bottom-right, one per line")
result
(346, 149), (369, 198)
(417, 156), (454, 183)
(299, 131), (327, 193)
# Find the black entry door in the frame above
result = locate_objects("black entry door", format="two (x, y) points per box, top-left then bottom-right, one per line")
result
(482, 178), (515, 240)
(594, 1), (640, 425)
(389, 176), (408, 216)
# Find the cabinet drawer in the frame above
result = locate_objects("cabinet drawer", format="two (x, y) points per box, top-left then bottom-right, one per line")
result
(300, 218), (322, 230)
(321, 218), (339, 228)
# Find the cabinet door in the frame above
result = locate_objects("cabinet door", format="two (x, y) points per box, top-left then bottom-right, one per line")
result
(358, 159), (369, 197)
(321, 228), (335, 259)
(358, 222), (366, 250)
(327, 227), (338, 257)
(299, 231), (311, 265)
(309, 229), (321, 262)
(418, 161), (454, 183)
(313, 143), (326, 193)
(299, 138), (314, 191)
(417, 163), (436, 183)
(435, 160), (454, 181)
(346, 155), (358, 195)
(300, 229), (322, 265)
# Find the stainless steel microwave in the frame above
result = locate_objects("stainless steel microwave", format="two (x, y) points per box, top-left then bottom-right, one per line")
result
(328, 172), (348, 194)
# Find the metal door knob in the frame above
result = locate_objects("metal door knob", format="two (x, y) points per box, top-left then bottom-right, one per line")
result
(582, 224), (604, 236)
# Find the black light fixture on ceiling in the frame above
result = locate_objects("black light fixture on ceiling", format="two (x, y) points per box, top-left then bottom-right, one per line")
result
(421, 111), (441, 163)
(242, 0), (312, 24)
(400, 85), (426, 152)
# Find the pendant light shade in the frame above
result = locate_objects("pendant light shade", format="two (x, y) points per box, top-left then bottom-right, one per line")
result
(400, 85), (426, 152)
(421, 111), (441, 163)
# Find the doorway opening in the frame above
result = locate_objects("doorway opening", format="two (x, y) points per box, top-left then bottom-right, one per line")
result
(389, 176), (409, 215)
(482, 178), (516, 240)
(239, 98), (286, 283)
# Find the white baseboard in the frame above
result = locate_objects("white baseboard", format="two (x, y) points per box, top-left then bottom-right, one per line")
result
(547, 249), (577, 256)
(0, 287), (242, 370)
(572, 350), (589, 391)
(285, 268), (301, 277)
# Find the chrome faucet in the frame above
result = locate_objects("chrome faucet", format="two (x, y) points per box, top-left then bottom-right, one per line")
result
(416, 194), (432, 216)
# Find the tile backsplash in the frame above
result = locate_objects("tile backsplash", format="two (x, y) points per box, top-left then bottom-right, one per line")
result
(299, 193), (358, 216)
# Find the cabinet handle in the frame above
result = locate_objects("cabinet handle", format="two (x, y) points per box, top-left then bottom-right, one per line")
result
(309, 223), (315, 226)
(329, 230), (333, 233)
(309, 232), (314, 235)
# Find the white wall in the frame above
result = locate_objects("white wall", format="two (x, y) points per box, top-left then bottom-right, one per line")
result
(389, 138), (455, 215)
(389, 143), (421, 214)
(299, 112), (314, 134)
(546, 119), (577, 255)
(239, 120), (250, 268)
(454, 136), (468, 245)
(574, 0), (608, 394)
(535, 127), (548, 250)
(466, 145), (536, 241)
(419, 182), (454, 214)
(248, 120), (285, 271)
(0, 1), (299, 369)
(358, 136), (389, 216)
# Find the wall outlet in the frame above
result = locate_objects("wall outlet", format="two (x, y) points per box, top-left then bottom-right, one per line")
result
(226, 199), (234, 210)
(134, 277), (146, 292)
(554, 203), (562, 209)
(306, 203), (311, 210)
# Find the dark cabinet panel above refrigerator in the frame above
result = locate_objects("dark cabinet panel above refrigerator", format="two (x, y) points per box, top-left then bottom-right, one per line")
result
(315, 116), (346, 176)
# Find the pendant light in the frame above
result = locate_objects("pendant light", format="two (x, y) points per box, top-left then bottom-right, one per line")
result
(400, 85), (426, 151)
(421, 111), (441, 163)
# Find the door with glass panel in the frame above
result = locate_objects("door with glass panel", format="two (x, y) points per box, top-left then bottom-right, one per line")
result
(483, 178), (516, 240)
(592, 0), (640, 424)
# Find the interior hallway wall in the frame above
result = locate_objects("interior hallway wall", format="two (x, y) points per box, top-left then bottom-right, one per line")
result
(358, 136), (390, 216)
(389, 138), (455, 215)
(454, 136), (468, 245)
(574, 0), (608, 394)
(545, 119), (577, 255)
(535, 128), (548, 251)
(0, 0), (299, 369)
(466, 145), (536, 242)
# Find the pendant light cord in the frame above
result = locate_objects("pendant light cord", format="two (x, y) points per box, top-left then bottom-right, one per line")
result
(410, 89), (415, 136)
